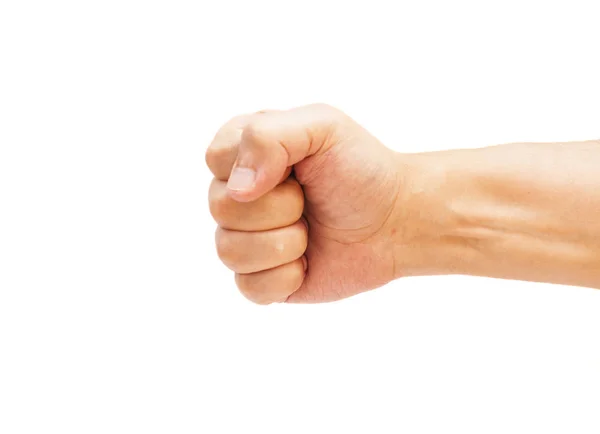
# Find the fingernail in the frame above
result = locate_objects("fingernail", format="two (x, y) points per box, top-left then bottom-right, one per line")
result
(227, 167), (256, 191)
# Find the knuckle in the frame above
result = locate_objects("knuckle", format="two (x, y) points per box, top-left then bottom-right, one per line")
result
(208, 184), (229, 225)
(215, 228), (237, 267)
(309, 102), (343, 119)
(294, 221), (309, 249)
(282, 181), (305, 220)
(205, 146), (226, 173)
(204, 147), (217, 170)
(208, 196), (224, 224)
(235, 276), (272, 305)
(228, 113), (251, 126)
(242, 118), (271, 144)
(205, 145), (237, 180)
(309, 102), (335, 111)
(214, 114), (249, 140)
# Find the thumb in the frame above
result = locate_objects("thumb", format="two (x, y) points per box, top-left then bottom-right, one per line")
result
(226, 104), (342, 202)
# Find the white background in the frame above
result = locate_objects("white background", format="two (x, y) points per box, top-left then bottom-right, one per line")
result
(1, 1), (600, 433)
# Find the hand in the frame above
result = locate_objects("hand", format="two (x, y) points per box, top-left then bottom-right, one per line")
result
(206, 104), (406, 304)
(207, 105), (600, 303)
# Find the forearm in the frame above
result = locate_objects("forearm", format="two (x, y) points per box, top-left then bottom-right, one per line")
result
(394, 140), (600, 289)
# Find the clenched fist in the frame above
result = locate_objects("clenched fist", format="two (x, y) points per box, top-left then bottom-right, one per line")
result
(207, 105), (600, 302)
(206, 104), (409, 304)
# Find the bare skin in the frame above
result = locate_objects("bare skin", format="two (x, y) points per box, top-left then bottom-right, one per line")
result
(206, 104), (600, 304)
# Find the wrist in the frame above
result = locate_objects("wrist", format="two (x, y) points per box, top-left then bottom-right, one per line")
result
(390, 150), (477, 279)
